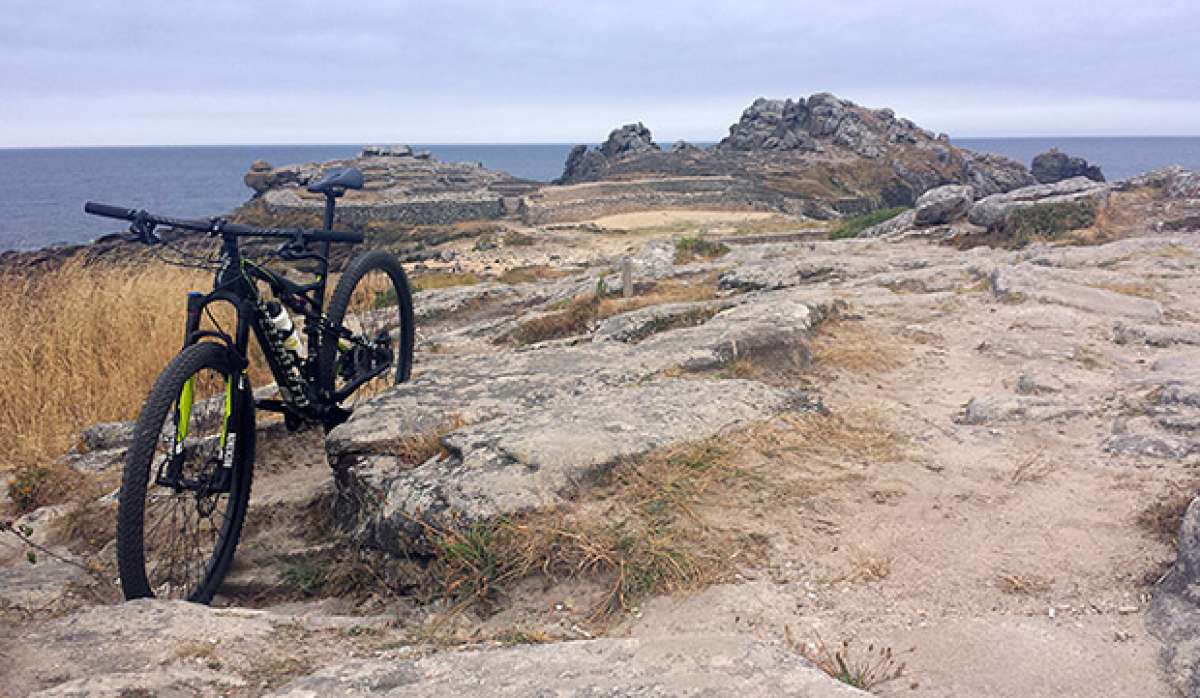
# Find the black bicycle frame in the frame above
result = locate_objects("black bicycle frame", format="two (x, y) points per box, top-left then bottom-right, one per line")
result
(180, 232), (339, 428)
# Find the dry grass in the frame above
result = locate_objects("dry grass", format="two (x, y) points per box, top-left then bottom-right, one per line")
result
(810, 319), (902, 373)
(766, 410), (906, 466)
(844, 553), (893, 583)
(997, 572), (1053, 595)
(422, 438), (760, 623)
(674, 237), (730, 264)
(1060, 187), (1159, 246)
(506, 277), (718, 345)
(496, 265), (571, 285)
(1088, 280), (1164, 300)
(785, 628), (907, 691)
(375, 416), (465, 467)
(0, 258), (216, 476)
(1138, 480), (1200, 545)
(411, 271), (480, 292)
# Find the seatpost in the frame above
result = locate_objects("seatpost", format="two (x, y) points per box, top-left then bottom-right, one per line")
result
(322, 193), (336, 232)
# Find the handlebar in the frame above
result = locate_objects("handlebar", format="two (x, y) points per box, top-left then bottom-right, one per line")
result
(83, 201), (365, 245)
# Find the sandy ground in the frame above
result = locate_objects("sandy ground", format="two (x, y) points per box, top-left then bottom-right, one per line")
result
(625, 284), (1177, 696)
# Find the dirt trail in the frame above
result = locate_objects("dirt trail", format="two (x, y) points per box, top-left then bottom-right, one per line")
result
(626, 249), (1187, 696)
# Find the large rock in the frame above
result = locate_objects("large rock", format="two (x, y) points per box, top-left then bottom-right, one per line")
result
(272, 634), (865, 697)
(968, 177), (1111, 229)
(558, 123), (660, 183)
(1031, 148), (1105, 184)
(328, 290), (838, 556)
(1151, 498), (1200, 695)
(336, 379), (809, 555)
(913, 184), (974, 226)
(599, 122), (659, 158)
(961, 151), (1039, 196)
(958, 394), (1084, 424)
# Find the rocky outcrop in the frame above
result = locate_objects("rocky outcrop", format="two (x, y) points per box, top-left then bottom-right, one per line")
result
(558, 123), (660, 183)
(273, 634), (866, 697)
(961, 151), (1039, 197)
(551, 93), (1035, 221)
(1031, 148), (1105, 184)
(967, 177), (1111, 230)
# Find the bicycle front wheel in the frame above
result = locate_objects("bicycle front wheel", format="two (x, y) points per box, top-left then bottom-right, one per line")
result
(116, 341), (255, 603)
(318, 250), (415, 407)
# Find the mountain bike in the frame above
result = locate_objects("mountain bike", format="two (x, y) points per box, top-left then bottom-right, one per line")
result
(84, 167), (415, 603)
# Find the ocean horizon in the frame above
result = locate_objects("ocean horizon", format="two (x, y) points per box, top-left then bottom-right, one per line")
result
(3, 137), (1199, 251)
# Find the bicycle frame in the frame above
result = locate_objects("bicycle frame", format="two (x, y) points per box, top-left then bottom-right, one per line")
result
(179, 232), (351, 430)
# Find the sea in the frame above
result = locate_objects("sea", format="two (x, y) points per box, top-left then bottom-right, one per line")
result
(2, 137), (1199, 251)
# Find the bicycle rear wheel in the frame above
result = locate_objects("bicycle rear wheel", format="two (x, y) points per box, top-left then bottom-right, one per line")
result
(116, 342), (255, 603)
(317, 250), (415, 407)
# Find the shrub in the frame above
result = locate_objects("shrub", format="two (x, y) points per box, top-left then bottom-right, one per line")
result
(1001, 200), (1098, 247)
(674, 237), (730, 264)
(828, 207), (908, 240)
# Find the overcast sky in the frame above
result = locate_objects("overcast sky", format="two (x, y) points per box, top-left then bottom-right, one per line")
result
(2, 0), (1197, 146)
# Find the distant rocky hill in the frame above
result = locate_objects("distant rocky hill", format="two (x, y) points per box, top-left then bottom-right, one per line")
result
(550, 93), (1035, 219)
(240, 145), (540, 228)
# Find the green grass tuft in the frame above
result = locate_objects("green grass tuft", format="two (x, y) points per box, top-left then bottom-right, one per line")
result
(828, 207), (908, 240)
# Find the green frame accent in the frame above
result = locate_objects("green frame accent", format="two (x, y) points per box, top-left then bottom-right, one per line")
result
(176, 377), (195, 443)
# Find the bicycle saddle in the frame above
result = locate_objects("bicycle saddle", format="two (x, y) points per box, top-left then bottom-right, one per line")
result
(307, 167), (364, 196)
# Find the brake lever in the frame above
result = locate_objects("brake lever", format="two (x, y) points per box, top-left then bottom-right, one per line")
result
(124, 213), (161, 245)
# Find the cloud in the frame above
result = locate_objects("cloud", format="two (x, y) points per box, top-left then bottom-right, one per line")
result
(1, 0), (1197, 145)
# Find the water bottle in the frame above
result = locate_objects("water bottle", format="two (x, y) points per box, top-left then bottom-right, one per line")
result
(265, 301), (306, 358)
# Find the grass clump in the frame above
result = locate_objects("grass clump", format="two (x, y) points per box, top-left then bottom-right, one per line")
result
(674, 237), (730, 264)
(423, 438), (756, 622)
(496, 265), (570, 285)
(786, 629), (906, 691)
(828, 207), (907, 240)
(810, 319), (901, 373)
(1138, 481), (1200, 545)
(410, 271), (480, 292)
(1001, 200), (1098, 247)
(506, 277), (718, 346)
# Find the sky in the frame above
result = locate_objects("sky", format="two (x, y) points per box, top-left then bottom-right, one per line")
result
(2, 0), (1198, 146)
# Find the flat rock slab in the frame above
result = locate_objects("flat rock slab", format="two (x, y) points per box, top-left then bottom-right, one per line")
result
(4, 600), (273, 696)
(1114, 322), (1200, 347)
(987, 264), (1162, 321)
(1104, 433), (1199, 460)
(592, 300), (727, 343)
(959, 394), (1084, 425)
(0, 557), (85, 611)
(271, 634), (865, 697)
(337, 379), (811, 556)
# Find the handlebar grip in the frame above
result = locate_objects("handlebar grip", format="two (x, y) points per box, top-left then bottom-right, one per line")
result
(84, 202), (137, 221)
